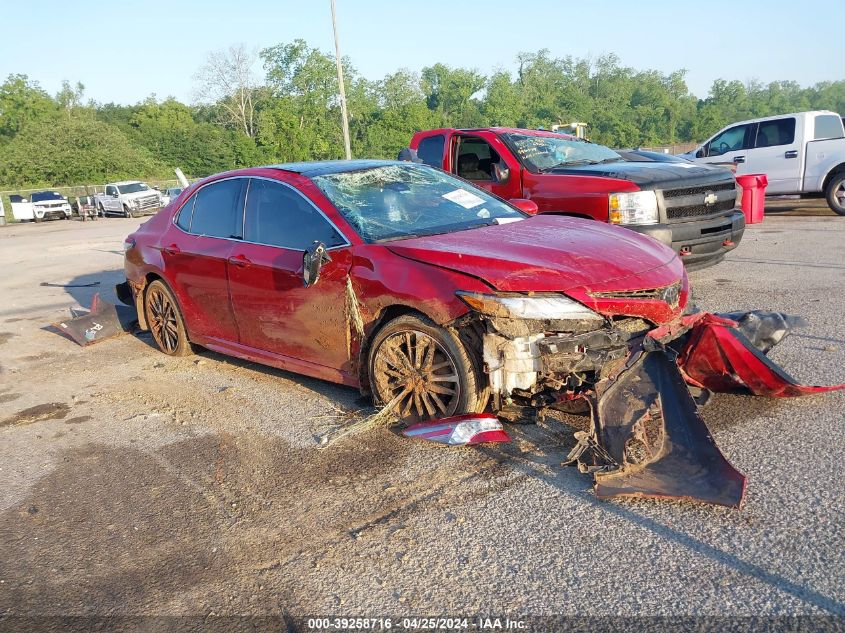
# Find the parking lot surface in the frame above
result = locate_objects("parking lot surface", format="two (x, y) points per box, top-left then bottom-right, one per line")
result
(0, 213), (843, 625)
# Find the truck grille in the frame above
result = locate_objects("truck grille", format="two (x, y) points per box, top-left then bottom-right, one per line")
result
(662, 182), (736, 222)
(137, 195), (160, 211)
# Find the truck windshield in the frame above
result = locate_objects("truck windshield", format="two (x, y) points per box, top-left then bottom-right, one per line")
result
(503, 133), (621, 171)
(117, 183), (150, 194)
(312, 164), (525, 243)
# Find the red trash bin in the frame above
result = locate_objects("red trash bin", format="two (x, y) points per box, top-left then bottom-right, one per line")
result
(735, 174), (768, 224)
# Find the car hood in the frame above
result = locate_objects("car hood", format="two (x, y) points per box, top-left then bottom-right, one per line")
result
(545, 160), (733, 189)
(385, 215), (682, 294)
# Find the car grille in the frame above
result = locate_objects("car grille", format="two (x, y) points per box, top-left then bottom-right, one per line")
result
(662, 182), (736, 221)
(137, 195), (160, 211)
(590, 281), (682, 308)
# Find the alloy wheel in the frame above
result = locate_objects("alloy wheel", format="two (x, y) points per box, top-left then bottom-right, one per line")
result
(373, 330), (461, 422)
(147, 287), (180, 353)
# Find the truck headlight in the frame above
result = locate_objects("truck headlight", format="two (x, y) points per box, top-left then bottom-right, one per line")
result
(734, 183), (743, 209)
(609, 191), (659, 225)
(456, 291), (604, 321)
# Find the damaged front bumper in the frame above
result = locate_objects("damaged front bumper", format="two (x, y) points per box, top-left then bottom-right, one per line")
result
(472, 308), (843, 508)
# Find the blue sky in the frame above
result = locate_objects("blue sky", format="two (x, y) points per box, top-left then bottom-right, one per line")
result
(1, 0), (841, 105)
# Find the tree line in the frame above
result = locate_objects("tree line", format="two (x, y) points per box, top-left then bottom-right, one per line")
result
(1, 39), (844, 190)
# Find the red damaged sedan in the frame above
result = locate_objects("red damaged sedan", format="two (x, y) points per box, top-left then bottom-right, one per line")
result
(119, 160), (842, 508)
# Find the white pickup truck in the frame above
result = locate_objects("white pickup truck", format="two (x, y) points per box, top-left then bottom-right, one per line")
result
(94, 181), (163, 218)
(681, 111), (845, 215)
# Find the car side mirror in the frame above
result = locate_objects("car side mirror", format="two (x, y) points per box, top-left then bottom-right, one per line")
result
(696, 148), (705, 159)
(302, 241), (331, 288)
(492, 162), (510, 184)
(509, 198), (539, 215)
(111, 192), (119, 198)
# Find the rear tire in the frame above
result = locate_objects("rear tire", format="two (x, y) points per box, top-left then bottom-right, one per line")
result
(144, 280), (193, 357)
(825, 171), (845, 216)
(368, 314), (488, 423)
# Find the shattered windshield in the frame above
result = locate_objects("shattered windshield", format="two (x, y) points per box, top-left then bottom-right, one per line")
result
(312, 164), (525, 243)
(117, 182), (150, 194)
(503, 133), (621, 171)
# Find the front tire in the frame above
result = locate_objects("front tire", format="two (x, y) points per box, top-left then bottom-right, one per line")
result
(368, 314), (487, 423)
(123, 205), (135, 219)
(144, 280), (193, 356)
(825, 172), (845, 216)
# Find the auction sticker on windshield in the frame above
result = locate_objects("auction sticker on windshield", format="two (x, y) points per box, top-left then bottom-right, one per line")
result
(442, 188), (485, 209)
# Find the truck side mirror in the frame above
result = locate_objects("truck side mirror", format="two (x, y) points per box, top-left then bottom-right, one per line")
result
(302, 241), (331, 287)
(492, 162), (510, 184)
(696, 148), (705, 159)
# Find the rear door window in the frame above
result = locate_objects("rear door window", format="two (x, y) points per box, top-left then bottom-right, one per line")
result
(244, 178), (346, 250)
(755, 118), (796, 148)
(189, 178), (246, 239)
(175, 194), (196, 231)
(417, 135), (445, 168)
(814, 114), (844, 140)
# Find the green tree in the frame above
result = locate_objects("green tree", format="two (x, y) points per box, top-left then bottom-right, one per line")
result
(0, 114), (166, 188)
(0, 74), (57, 139)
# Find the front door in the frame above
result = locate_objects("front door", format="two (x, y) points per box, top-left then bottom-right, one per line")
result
(227, 177), (352, 372)
(700, 123), (755, 177)
(451, 134), (523, 200)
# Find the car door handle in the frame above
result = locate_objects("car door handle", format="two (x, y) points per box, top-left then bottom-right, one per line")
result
(163, 243), (180, 255)
(733, 156), (746, 163)
(228, 254), (252, 268)
(784, 150), (798, 159)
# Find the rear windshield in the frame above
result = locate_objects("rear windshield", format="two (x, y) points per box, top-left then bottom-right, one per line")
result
(312, 164), (525, 243)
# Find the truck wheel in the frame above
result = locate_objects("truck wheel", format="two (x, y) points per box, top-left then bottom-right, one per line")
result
(144, 280), (193, 357)
(34, 215), (43, 223)
(825, 172), (845, 216)
(368, 313), (488, 423)
(97, 203), (106, 218)
(123, 205), (135, 219)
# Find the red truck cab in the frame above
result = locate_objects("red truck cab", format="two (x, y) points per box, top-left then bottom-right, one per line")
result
(409, 128), (746, 269)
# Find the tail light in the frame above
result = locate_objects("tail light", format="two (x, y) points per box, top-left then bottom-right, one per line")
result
(402, 415), (511, 446)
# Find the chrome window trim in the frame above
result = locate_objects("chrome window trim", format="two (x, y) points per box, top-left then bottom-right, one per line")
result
(171, 175), (351, 252)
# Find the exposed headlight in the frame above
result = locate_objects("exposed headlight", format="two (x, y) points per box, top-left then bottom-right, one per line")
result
(609, 191), (659, 225)
(456, 291), (604, 321)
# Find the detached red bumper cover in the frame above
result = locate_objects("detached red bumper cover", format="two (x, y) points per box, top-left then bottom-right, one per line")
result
(566, 310), (844, 508)
(672, 312), (845, 397)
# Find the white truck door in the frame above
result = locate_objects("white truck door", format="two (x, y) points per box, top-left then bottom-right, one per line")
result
(697, 123), (755, 176)
(744, 116), (801, 194)
(10, 196), (34, 221)
(104, 185), (121, 212)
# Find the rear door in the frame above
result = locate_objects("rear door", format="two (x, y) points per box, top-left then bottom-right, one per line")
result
(744, 116), (800, 194)
(163, 177), (246, 343)
(227, 177), (352, 371)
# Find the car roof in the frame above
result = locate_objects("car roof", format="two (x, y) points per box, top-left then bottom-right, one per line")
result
(727, 110), (840, 126)
(112, 180), (144, 186)
(264, 159), (401, 176)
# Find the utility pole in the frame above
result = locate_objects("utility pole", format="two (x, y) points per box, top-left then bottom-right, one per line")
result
(330, 0), (352, 160)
